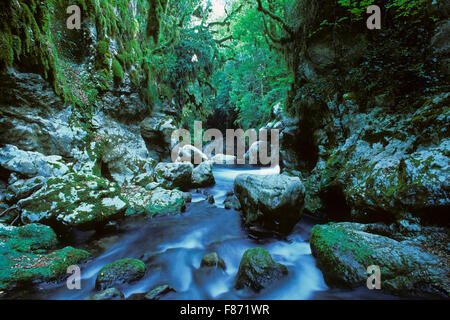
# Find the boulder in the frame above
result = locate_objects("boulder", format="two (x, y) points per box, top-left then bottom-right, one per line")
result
(191, 161), (215, 188)
(95, 258), (146, 290)
(234, 174), (305, 234)
(310, 223), (449, 298)
(177, 145), (208, 164)
(234, 248), (288, 292)
(19, 173), (128, 230)
(210, 154), (236, 165)
(0, 145), (69, 178)
(223, 194), (241, 210)
(0, 223), (90, 292)
(85, 288), (125, 300)
(200, 252), (226, 270)
(154, 162), (193, 190)
(122, 185), (187, 216)
(144, 284), (176, 300)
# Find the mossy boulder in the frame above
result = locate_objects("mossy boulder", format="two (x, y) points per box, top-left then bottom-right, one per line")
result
(18, 173), (128, 230)
(85, 287), (125, 300)
(95, 258), (146, 290)
(0, 223), (90, 292)
(154, 162), (194, 190)
(122, 186), (187, 217)
(234, 174), (305, 234)
(144, 284), (176, 300)
(310, 223), (449, 298)
(200, 252), (226, 270)
(234, 248), (288, 292)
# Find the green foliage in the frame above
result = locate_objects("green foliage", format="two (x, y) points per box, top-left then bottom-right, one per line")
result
(112, 59), (124, 84)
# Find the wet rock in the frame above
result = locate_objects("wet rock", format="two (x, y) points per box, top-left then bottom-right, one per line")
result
(310, 223), (449, 298)
(191, 161), (215, 188)
(234, 174), (305, 234)
(154, 162), (193, 190)
(85, 288), (125, 300)
(144, 284), (176, 300)
(200, 252), (226, 270)
(234, 248), (288, 292)
(0, 145), (69, 178)
(206, 194), (215, 204)
(95, 258), (146, 291)
(19, 173), (127, 230)
(0, 223), (90, 292)
(223, 194), (241, 211)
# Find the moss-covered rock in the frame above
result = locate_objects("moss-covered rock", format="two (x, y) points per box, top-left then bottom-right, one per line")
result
(18, 173), (128, 230)
(95, 258), (146, 290)
(0, 223), (90, 292)
(234, 248), (288, 292)
(200, 252), (226, 270)
(85, 287), (125, 300)
(310, 222), (449, 298)
(144, 284), (176, 300)
(122, 185), (187, 217)
(154, 162), (194, 190)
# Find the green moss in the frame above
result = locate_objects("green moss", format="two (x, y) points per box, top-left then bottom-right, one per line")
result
(112, 59), (124, 84)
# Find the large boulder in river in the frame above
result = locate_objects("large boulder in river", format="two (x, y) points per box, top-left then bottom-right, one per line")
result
(0, 145), (69, 178)
(234, 174), (305, 234)
(191, 161), (215, 188)
(154, 162), (193, 190)
(18, 173), (128, 230)
(0, 223), (90, 292)
(235, 248), (288, 292)
(95, 258), (146, 290)
(310, 222), (450, 298)
(122, 185), (188, 216)
(200, 252), (226, 270)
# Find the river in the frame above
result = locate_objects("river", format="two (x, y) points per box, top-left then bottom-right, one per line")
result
(15, 166), (397, 300)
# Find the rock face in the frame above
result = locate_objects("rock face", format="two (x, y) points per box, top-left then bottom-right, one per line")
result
(0, 145), (69, 178)
(95, 258), (146, 290)
(140, 116), (177, 162)
(122, 185), (187, 216)
(310, 223), (449, 298)
(154, 162), (193, 190)
(0, 69), (82, 158)
(0, 223), (90, 292)
(235, 248), (288, 292)
(191, 161), (215, 188)
(85, 288), (125, 300)
(234, 174), (305, 234)
(4, 176), (46, 203)
(19, 173), (128, 230)
(200, 252), (226, 270)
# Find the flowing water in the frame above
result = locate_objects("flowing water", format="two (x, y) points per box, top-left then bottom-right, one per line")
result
(16, 166), (397, 300)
